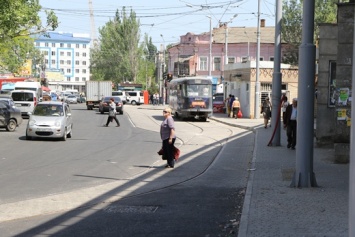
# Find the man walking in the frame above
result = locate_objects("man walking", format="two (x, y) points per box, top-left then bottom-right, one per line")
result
(283, 98), (297, 149)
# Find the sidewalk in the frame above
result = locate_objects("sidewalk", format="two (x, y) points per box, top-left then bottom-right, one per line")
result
(211, 112), (349, 236)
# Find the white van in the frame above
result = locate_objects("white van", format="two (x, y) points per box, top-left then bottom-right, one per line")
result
(14, 82), (42, 100)
(112, 90), (127, 104)
(11, 90), (38, 117)
(125, 91), (144, 105)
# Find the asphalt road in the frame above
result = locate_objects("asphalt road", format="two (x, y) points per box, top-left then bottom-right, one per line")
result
(0, 104), (254, 237)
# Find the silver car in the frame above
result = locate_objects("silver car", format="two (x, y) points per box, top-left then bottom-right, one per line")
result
(65, 95), (78, 104)
(26, 101), (73, 141)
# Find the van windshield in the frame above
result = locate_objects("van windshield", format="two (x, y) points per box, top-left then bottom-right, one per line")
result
(12, 92), (34, 101)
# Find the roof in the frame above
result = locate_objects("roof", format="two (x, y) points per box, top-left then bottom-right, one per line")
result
(35, 32), (91, 43)
(212, 26), (276, 44)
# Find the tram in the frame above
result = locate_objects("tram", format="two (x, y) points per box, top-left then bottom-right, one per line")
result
(167, 77), (213, 121)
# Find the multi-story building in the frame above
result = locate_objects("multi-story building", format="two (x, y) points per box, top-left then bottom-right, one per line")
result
(34, 32), (91, 93)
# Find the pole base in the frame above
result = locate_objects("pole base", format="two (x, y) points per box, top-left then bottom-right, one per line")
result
(290, 172), (318, 188)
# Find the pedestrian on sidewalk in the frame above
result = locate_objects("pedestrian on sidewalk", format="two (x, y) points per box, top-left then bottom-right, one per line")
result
(281, 95), (289, 122)
(232, 97), (241, 119)
(160, 107), (176, 168)
(224, 94), (232, 117)
(229, 95), (235, 118)
(283, 98), (297, 149)
(104, 98), (120, 127)
(261, 97), (272, 128)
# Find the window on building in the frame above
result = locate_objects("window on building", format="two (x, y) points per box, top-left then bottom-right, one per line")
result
(51, 51), (55, 56)
(228, 57), (235, 64)
(43, 51), (49, 56)
(241, 56), (248, 63)
(45, 59), (49, 64)
(75, 69), (79, 73)
(60, 43), (64, 47)
(51, 60), (55, 64)
(214, 57), (221, 71)
(200, 57), (207, 71)
(76, 52), (79, 56)
(82, 77), (86, 81)
(67, 43), (71, 48)
(36, 42), (40, 47)
(45, 43), (49, 47)
(269, 57), (274, 61)
(67, 69), (71, 73)
(76, 44), (80, 48)
(83, 44), (87, 48)
(66, 77), (71, 81)
(67, 60), (71, 65)
(82, 69), (86, 74)
(75, 60), (79, 65)
(82, 61), (86, 65)
(60, 51), (64, 56)
(60, 60), (64, 65)
(75, 77), (79, 81)
(52, 43), (56, 47)
(260, 57), (264, 61)
(82, 52), (86, 57)
(67, 52), (71, 56)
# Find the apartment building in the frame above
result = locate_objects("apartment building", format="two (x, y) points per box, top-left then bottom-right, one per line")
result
(34, 32), (91, 92)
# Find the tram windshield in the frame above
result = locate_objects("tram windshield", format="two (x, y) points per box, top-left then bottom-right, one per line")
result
(185, 84), (211, 97)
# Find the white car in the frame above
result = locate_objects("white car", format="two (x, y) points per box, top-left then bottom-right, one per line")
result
(65, 95), (78, 104)
(26, 101), (73, 141)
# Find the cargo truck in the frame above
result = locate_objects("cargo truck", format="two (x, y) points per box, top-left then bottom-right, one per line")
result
(85, 81), (112, 110)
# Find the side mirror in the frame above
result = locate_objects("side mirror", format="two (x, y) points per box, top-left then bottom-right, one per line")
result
(27, 112), (32, 116)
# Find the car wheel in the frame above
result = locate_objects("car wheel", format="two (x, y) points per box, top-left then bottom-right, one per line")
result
(6, 119), (17, 132)
(61, 129), (67, 141)
(131, 100), (136, 105)
(67, 125), (72, 138)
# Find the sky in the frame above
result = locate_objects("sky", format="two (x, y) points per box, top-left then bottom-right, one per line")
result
(39, 0), (276, 48)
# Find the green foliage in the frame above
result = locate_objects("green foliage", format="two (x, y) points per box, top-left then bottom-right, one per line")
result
(91, 8), (140, 84)
(282, 0), (337, 65)
(0, 0), (58, 74)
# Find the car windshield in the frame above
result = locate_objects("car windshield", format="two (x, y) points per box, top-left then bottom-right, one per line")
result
(33, 104), (64, 116)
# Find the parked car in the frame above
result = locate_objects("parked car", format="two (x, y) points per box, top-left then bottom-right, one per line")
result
(65, 95), (78, 104)
(125, 91), (143, 105)
(112, 91), (127, 104)
(213, 93), (225, 113)
(0, 100), (23, 132)
(11, 90), (39, 118)
(26, 101), (73, 141)
(99, 96), (124, 114)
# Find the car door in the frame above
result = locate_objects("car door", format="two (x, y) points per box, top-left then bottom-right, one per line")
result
(0, 102), (9, 126)
(65, 105), (73, 132)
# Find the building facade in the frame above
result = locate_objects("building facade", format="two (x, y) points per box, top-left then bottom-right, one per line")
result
(34, 32), (91, 93)
(224, 61), (298, 118)
(166, 20), (288, 85)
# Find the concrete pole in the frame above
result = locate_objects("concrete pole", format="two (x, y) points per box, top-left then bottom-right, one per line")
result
(291, 0), (317, 188)
(254, 0), (261, 119)
(270, 0), (282, 146)
(225, 25), (228, 67)
(349, 6), (355, 234)
(208, 16), (212, 77)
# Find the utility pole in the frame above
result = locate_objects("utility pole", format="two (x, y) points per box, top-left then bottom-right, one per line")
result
(88, 0), (98, 47)
(207, 15), (212, 77)
(350, 9), (355, 233)
(291, 1), (317, 188)
(254, 0), (261, 119)
(270, 0), (282, 146)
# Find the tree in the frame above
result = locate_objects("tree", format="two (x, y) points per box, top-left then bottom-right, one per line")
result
(282, 0), (337, 65)
(91, 8), (143, 84)
(0, 0), (58, 74)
